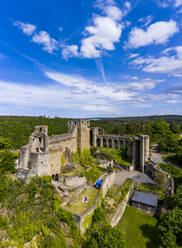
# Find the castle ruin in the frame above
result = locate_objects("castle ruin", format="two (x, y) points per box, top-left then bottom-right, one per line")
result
(18, 119), (149, 176)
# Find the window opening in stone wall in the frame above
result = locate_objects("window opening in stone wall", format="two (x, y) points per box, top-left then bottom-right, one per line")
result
(108, 139), (112, 148)
(97, 138), (100, 147)
(103, 138), (107, 147)
(114, 139), (118, 149)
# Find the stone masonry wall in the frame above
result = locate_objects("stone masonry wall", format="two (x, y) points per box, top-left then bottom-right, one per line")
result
(19, 119), (90, 177)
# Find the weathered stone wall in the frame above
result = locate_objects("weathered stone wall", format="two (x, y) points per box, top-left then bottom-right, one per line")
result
(146, 160), (174, 195)
(90, 128), (150, 172)
(62, 175), (87, 188)
(102, 171), (116, 198)
(19, 119), (90, 176)
(48, 136), (77, 175)
(111, 185), (133, 227)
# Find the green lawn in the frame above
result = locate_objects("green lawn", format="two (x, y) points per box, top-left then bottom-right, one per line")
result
(66, 188), (98, 215)
(117, 205), (159, 248)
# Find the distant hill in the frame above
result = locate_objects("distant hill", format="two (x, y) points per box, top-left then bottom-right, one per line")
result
(90, 115), (182, 123)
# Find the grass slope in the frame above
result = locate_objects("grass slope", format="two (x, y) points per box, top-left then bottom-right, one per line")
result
(66, 188), (98, 215)
(117, 206), (158, 248)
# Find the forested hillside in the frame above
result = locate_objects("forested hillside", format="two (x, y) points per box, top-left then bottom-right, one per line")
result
(92, 115), (182, 123)
(0, 116), (68, 148)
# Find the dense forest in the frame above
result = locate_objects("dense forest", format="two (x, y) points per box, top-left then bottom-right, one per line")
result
(91, 115), (182, 124)
(0, 116), (68, 148)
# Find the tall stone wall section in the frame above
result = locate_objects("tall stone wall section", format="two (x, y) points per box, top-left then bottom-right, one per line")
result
(19, 120), (90, 177)
(146, 160), (174, 195)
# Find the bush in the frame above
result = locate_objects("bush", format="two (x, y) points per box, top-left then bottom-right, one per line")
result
(80, 149), (95, 166)
(92, 147), (132, 166)
(78, 166), (104, 183)
(0, 151), (17, 174)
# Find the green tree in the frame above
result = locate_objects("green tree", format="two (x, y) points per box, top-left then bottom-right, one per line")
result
(170, 122), (181, 134)
(154, 170), (167, 190)
(0, 137), (13, 151)
(84, 225), (125, 248)
(158, 207), (182, 248)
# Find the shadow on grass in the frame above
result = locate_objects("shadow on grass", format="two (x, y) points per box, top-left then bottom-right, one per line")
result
(140, 224), (159, 248)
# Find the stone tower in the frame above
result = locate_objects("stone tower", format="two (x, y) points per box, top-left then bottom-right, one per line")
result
(68, 119), (90, 151)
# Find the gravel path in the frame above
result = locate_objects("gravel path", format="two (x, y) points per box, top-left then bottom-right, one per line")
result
(115, 170), (153, 186)
(150, 144), (164, 164)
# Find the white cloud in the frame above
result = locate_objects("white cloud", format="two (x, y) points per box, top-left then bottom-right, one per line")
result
(104, 5), (123, 20)
(127, 20), (178, 48)
(175, 0), (182, 6)
(80, 15), (123, 58)
(31, 31), (58, 53)
(46, 71), (134, 101)
(121, 78), (164, 91)
(131, 46), (182, 76)
(58, 0), (131, 59)
(124, 1), (131, 10)
(128, 53), (139, 58)
(157, 0), (182, 8)
(166, 99), (182, 103)
(65, 0), (127, 59)
(0, 72), (178, 117)
(13, 21), (36, 36)
(138, 15), (153, 27)
(62, 45), (79, 60)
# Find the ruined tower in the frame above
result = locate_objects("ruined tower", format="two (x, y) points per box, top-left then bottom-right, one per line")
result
(68, 119), (90, 151)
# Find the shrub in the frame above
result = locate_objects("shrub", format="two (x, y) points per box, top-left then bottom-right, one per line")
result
(80, 149), (95, 166)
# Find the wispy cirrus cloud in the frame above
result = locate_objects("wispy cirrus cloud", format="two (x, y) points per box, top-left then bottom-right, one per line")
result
(130, 46), (182, 77)
(126, 20), (178, 48)
(0, 70), (178, 117)
(138, 15), (153, 27)
(157, 0), (182, 8)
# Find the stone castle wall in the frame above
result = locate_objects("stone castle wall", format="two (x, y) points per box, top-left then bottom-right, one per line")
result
(18, 119), (150, 177)
(90, 127), (149, 172)
(19, 120), (90, 176)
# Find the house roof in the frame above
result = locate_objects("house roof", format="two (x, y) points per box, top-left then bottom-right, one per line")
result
(131, 191), (158, 207)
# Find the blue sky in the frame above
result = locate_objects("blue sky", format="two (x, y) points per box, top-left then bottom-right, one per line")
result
(0, 0), (182, 117)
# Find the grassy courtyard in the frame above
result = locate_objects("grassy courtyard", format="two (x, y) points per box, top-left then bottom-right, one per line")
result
(66, 188), (98, 215)
(117, 205), (159, 248)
